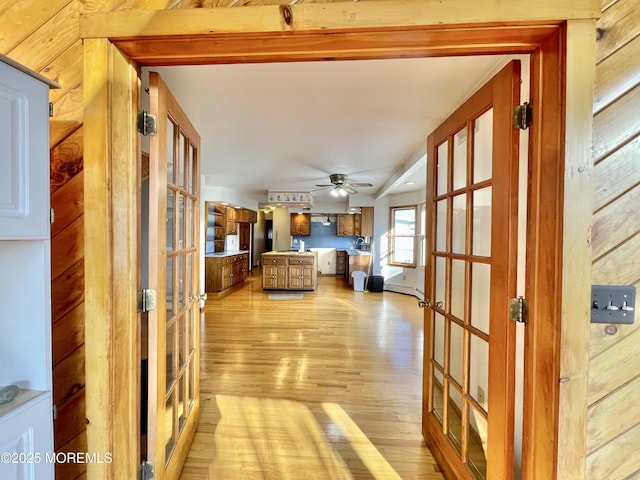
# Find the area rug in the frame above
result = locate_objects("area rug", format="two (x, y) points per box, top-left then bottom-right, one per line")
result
(268, 293), (303, 300)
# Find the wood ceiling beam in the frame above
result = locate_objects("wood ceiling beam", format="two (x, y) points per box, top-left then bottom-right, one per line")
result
(109, 25), (560, 65)
(80, 0), (600, 40)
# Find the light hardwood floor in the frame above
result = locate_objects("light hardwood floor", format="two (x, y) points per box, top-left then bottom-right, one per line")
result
(179, 272), (444, 480)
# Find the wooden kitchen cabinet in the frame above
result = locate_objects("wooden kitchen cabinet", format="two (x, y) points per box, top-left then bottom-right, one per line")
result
(205, 253), (249, 293)
(337, 214), (355, 236)
(336, 250), (347, 275)
(359, 207), (374, 237)
(337, 208), (374, 237)
(290, 213), (311, 236)
(226, 206), (238, 234)
(237, 208), (258, 223)
(262, 256), (288, 289)
(262, 252), (317, 290)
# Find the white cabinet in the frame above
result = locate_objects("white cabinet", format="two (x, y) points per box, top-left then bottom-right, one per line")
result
(0, 58), (51, 239)
(0, 56), (58, 480)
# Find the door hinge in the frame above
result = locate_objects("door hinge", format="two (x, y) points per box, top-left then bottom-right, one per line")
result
(50, 208), (55, 224)
(509, 296), (529, 324)
(52, 404), (57, 420)
(137, 289), (157, 313)
(139, 461), (154, 480)
(49, 102), (54, 118)
(513, 102), (532, 130)
(137, 110), (157, 136)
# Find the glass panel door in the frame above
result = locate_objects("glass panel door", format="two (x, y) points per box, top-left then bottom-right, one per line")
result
(424, 61), (521, 480)
(146, 71), (201, 480)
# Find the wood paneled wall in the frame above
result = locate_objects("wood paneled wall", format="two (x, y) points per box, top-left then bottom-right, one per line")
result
(587, 0), (640, 478)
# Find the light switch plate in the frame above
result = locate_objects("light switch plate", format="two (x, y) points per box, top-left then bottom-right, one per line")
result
(591, 285), (636, 324)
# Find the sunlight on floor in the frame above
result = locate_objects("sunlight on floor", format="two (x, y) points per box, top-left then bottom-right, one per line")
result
(210, 395), (402, 479)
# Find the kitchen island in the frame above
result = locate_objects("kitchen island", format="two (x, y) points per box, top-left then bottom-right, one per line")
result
(262, 251), (318, 291)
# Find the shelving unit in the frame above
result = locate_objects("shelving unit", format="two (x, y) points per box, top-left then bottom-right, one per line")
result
(205, 201), (227, 253)
(0, 55), (58, 480)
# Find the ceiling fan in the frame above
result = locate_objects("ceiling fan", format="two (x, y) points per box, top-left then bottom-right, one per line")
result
(314, 174), (373, 197)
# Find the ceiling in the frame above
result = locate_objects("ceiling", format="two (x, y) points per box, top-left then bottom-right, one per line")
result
(146, 54), (508, 210)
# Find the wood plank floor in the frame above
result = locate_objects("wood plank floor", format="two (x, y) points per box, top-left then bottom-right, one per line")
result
(179, 272), (445, 480)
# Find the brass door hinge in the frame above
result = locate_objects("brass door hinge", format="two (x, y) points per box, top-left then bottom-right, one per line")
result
(139, 461), (154, 480)
(513, 102), (533, 130)
(137, 289), (157, 313)
(137, 110), (157, 136)
(509, 296), (529, 324)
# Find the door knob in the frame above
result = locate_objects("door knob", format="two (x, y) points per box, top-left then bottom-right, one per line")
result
(418, 299), (431, 309)
(194, 292), (208, 302)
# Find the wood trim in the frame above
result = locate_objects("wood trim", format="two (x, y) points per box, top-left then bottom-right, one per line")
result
(80, 6), (598, 479)
(83, 38), (140, 480)
(79, 0), (599, 39)
(521, 27), (566, 480)
(556, 20), (596, 480)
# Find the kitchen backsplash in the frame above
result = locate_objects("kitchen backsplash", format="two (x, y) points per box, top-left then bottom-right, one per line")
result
(292, 222), (359, 249)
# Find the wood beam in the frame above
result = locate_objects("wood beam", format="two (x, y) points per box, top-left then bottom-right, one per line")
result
(556, 18), (597, 480)
(79, 0), (600, 39)
(83, 38), (140, 480)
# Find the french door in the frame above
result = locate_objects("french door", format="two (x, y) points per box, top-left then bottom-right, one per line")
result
(423, 60), (521, 480)
(145, 72), (202, 480)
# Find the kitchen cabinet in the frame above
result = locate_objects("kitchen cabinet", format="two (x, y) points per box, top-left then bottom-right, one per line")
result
(205, 252), (249, 293)
(262, 256), (288, 289)
(226, 206), (238, 235)
(347, 252), (372, 286)
(205, 202), (226, 253)
(337, 208), (374, 237)
(237, 208), (258, 223)
(359, 207), (374, 237)
(290, 213), (311, 236)
(262, 252), (317, 290)
(336, 250), (347, 276)
(0, 57), (57, 480)
(337, 214), (355, 236)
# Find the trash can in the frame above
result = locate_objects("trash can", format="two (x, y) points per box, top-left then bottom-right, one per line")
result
(367, 275), (384, 292)
(351, 271), (367, 291)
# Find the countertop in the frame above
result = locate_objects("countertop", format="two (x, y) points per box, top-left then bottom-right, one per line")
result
(262, 251), (317, 256)
(205, 250), (249, 258)
(343, 249), (372, 256)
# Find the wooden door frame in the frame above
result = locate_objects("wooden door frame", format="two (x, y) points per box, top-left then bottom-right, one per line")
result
(81, 2), (597, 479)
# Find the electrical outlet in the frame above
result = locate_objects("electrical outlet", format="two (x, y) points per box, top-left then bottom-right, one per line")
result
(477, 386), (485, 405)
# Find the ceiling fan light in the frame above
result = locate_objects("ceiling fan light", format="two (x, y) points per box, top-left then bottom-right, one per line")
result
(330, 188), (340, 197)
(339, 188), (348, 197)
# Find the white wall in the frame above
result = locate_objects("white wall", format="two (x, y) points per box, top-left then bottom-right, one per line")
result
(272, 207), (291, 251)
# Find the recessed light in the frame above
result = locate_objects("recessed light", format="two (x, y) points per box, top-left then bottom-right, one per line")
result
(405, 181), (415, 185)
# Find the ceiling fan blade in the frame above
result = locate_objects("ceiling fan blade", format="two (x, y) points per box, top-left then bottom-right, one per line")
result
(315, 184), (333, 187)
(343, 186), (358, 194)
(348, 182), (373, 187)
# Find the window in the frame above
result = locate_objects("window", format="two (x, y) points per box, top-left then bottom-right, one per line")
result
(389, 205), (417, 267)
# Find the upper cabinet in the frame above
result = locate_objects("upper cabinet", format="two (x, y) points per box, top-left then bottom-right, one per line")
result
(337, 214), (355, 236)
(226, 206), (237, 235)
(290, 213), (311, 236)
(337, 207), (374, 237)
(359, 207), (374, 237)
(0, 58), (57, 239)
(237, 208), (257, 223)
